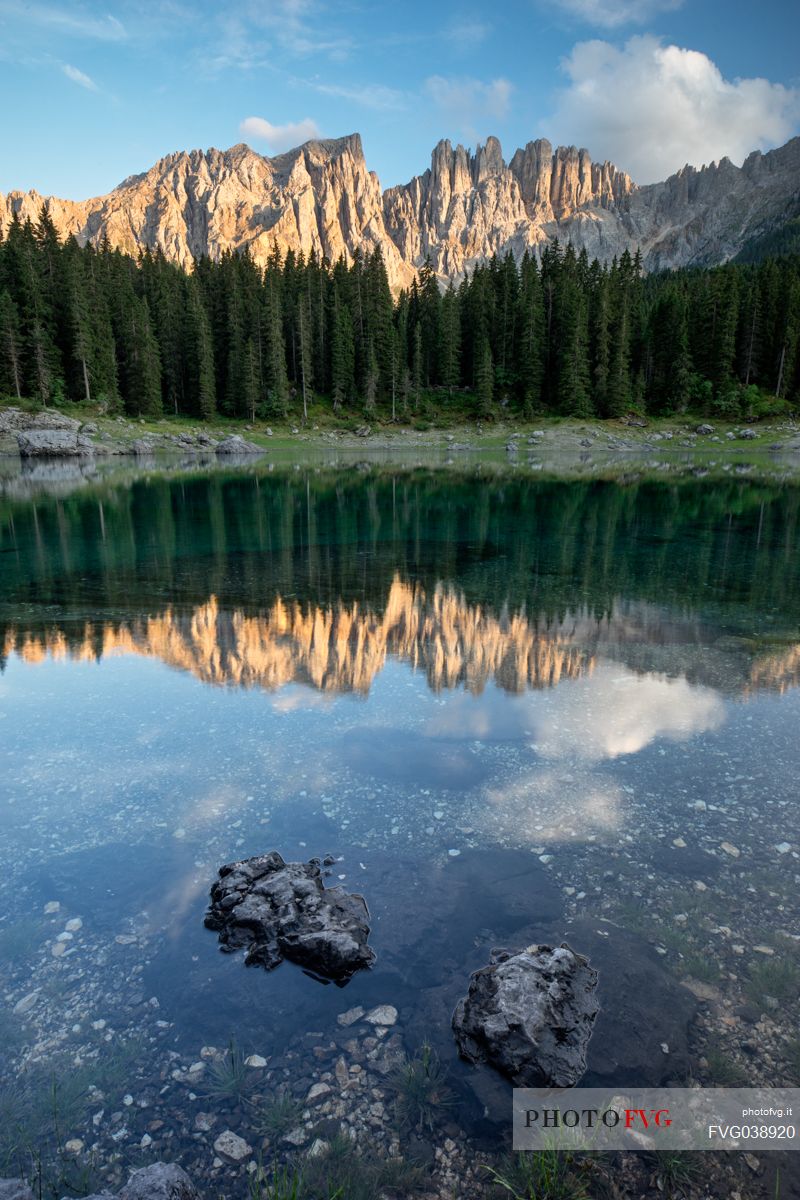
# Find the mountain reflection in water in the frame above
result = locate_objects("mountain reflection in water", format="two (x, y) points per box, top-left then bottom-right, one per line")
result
(4, 577), (800, 700)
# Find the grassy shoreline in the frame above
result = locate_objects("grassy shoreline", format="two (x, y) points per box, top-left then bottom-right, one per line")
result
(2, 397), (799, 449)
(3, 400), (800, 488)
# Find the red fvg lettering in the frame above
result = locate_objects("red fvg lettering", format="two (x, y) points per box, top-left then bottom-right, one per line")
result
(624, 1109), (672, 1129)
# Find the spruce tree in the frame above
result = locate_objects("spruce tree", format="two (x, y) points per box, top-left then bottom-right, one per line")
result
(331, 302), (355, 410)
(0, 291), (23, 399)
(438, 286), (461, 397)
(265, 285), (289, 418)
(517, 253), (545, 416)
(475, 336), (494, 418)
(298, 298), (313, 422)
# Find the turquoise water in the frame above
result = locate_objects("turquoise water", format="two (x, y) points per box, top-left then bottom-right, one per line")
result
(1, 466), (798, 1194)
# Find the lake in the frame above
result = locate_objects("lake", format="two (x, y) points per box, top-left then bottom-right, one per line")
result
(1, 462), (798, 1198)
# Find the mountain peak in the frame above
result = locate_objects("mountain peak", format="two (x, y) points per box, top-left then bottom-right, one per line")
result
(1, 132), (797, 289)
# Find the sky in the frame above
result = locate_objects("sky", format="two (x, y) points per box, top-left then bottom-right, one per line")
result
(0, 0), (798, 200)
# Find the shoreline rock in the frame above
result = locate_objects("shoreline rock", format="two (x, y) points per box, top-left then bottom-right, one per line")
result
(0, 1164), (199, 1200)
(452, 943), (599, 1087)
(16, 428), (89, 458)
(205, 851), (376, 983)
(215, 434), (262, 455)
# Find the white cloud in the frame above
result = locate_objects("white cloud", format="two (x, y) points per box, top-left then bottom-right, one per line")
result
(547, 35), (800, 182)
(62, 63), (98, 91)
(530, 663), (725, 762)
(239, 115), (321, 153)
(424, 75), (512, 139)
(446, 17), (491, 50)
(207, 1), (352, 71)
(311, 81), (407, 111)
(548, 0), (682, 28)
(0, 1), (126, 39)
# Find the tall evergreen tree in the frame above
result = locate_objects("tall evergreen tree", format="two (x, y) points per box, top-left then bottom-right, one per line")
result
(475, 336), (494, 418)
(0, 290), (23, 399)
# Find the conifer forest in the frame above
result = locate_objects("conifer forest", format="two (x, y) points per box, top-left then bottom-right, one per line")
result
(1, 205), (798, 423)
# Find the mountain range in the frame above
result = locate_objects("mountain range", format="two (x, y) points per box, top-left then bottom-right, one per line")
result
(1, 132), (798, 288)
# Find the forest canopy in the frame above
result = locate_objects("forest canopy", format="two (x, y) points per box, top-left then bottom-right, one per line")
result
(0, 205), (798, 423)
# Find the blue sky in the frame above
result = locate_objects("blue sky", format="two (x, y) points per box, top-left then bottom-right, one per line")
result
(1, 0), (798, 199)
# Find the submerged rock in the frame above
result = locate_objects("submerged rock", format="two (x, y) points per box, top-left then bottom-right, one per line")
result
(118, 1164), (199, 1200)
(55, 1164), (197, 1200)
(212, 1130), (252, 1164)
(205, 851), (376, 983)
(452, 943), (599, 1087)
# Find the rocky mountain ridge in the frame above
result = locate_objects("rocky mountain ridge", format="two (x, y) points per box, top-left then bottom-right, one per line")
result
(1, 132), (798, 288)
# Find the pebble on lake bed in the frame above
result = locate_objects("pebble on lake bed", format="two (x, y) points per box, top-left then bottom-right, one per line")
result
(12, 992), (39, 1014)
(364, 1005), (398, 1026)
(212, 1131), (252, 1164)
(337, 1006), (365, 1026)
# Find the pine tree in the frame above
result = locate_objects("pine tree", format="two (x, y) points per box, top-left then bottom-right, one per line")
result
(0, 291), (23, 399)
(64, 248), (95, 402)
(438, 286), (461, 396)
(363, 343), (379, 417)
(648, 289), (691, 412)
(589, 270), (611, 416)
(331, 301), (355, 410)
(120, 295), (162, 417)
(555, 272), (591, 417)
(475, 336), (494, 417)
(184, 276), (216, 420)
(265, 284), (289, 418)
(417, 258), (441, 386)
(517, 253), (545, 416)
(298, 298), (313, 422)
(411, 323), (423, 410)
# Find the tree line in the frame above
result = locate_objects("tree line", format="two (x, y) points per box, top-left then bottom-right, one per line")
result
(0, 205), (798, 422)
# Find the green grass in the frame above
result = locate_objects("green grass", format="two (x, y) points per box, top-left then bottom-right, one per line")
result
(248, 1165), (310, 1200)
(705, 1047), (749, 1086)
(204, 1038), (251, 1101)
(301, 1133), (426, 1200)
(0, 1069), (92, 1156)
(0, 1063), (101, 1200)
(251, 1094), (303, 1140)
(658, 925), (695, 950)
(85, 1035), (150, 1108)
(486, 1148), (590, 1200)
(783, 1039), (800, 1083)
(650, 1151), (702, 1197)
(0, 1010), (26, 1064)
(745, 959), (800, 1005)
(248, 1139), (426, 1200)
(676, 953), (721, 983)
(387, 1042), (455, 1135)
